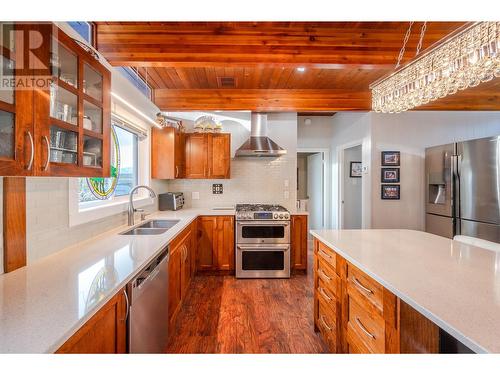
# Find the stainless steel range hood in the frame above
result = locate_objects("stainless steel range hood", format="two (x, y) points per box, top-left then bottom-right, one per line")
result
(235, 113), (287, 157)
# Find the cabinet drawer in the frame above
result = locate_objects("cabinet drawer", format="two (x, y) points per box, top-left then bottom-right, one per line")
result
(347, 263), (383, 314)
(347, 297), (385, 353)
(317, 241), (337, 272)
(317, 277), (338, 317)
(317, 256), (341, 298)
(317, 297), (338, 353)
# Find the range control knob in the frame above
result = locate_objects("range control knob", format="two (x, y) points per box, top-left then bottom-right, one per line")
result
(284, 213), (289, 219)
(279, 214), (284, 219)
(273, 213), (278, 219)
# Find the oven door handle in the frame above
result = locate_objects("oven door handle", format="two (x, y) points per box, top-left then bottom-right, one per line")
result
(237, 222), (289, 226)
(237, 245), (290, 251)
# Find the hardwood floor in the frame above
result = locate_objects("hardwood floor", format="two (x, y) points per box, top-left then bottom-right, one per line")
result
(165, 244), (327, 353)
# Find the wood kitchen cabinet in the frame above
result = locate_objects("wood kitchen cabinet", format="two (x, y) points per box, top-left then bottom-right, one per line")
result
(313, 238), (439, 354)
(185, 133), (230, 179)
(151, 126), (185, 179)
(197, 215), (235, 273)
(168, 221), (196, 328)
(291, 214), (308, 273)
(56, 288), (127, 353)
(0, 22), (111, 177)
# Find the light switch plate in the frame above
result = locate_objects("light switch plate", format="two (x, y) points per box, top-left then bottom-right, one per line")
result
(192, 192), (200, 200)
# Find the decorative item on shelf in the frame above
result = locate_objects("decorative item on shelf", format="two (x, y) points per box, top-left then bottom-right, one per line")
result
(381, 168), (400, 183)
(350, 161), (362, 178)
(381, 184), (400, 200)
(155, 112), (167, 127)
(381, 151), (400, 166)
(214, 119), (223, 133)
(370, 22), (500, 113)
(194, 115), (218, 133)
(178, 120), (185, 133)
(83, 115), (93, 131)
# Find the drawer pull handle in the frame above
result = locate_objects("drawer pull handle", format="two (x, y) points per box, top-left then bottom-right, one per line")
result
(319, 287), (332, 301)
(320, 315), (332, 331)
(319, 269), (332, 281)
(352, 277), (373, 295)
(355, 317), (375, 339)
(319, 249), (332, 260)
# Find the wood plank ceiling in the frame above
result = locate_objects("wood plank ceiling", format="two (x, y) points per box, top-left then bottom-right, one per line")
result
(94, 22), (499, 112)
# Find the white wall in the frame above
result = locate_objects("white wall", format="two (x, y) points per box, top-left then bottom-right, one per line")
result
(370, 111), (500, 230)
(330, 113), (372, 229)
(167, 112), (298, 210)
(297, 116), (335, 227)
(342, 145), (362, 229)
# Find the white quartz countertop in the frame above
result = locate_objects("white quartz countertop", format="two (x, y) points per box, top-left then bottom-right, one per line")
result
(0, 208), (235, 353)
(310, 229), (500, 354)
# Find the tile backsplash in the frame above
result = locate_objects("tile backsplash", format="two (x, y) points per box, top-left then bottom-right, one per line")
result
(168, 155), (297, 209)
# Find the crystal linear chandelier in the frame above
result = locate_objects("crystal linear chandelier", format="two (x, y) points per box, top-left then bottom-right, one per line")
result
(370, 22), (500, 113)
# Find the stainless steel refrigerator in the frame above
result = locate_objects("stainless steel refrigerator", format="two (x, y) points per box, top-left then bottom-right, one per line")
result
(425, 136), (500, 243)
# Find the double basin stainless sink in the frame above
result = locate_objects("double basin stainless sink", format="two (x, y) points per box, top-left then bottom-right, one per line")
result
(120, 219), (180, 235)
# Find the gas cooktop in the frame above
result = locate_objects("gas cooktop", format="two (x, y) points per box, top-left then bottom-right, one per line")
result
(235, 204), (290, 221)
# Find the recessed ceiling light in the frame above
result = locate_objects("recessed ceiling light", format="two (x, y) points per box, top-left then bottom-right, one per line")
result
(297, 67), (306, 72)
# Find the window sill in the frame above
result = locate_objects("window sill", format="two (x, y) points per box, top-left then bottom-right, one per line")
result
(69, 194), (155, 228)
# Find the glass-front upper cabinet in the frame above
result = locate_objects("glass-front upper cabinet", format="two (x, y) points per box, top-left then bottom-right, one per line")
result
(38, 23), (110, 177)
(0, 22), (110, 177)
(0, 22), (34, 176)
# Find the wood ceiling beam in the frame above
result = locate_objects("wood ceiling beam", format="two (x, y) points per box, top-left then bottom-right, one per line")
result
(96, 22), (464, 68)
(154, 89), (371, 111)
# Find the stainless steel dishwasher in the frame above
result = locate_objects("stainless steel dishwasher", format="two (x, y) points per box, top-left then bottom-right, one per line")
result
(127, 247), (169, 353)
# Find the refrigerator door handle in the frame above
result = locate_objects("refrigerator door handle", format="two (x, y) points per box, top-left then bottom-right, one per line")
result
(451, 154), (461, 236)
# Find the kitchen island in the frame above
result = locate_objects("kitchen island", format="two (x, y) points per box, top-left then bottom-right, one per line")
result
(310, 229), (500, 353)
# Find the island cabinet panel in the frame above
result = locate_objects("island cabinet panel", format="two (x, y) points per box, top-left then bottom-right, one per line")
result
(56, 288), (127, 353)
(313, 238), (401, 354)
(185, 133), (231, 179)
(290, 214), (308, 272)
(313, 239), (343, 353)
(197, 215), (235, 273)
(151, 126), (185, 179)
(314, 237), (440, 354)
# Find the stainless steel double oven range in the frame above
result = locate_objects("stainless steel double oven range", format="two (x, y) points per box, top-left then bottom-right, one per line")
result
(235, 204), (291, 278)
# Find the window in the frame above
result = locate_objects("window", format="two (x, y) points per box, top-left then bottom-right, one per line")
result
(68, 22), (94, 45)
(79, 124), (138, 205)
(116, 67), (152, 99)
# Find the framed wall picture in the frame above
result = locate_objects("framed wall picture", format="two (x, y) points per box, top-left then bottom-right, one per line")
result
(381, 185), (400, 200)
(381, 151), (400, 166)
(381, 168), (400, 183)
(350, 161), (362, 177)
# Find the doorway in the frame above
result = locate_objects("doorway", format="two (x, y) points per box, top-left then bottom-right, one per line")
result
(297, 150), (328, 231)
(341, 144), (362, 229)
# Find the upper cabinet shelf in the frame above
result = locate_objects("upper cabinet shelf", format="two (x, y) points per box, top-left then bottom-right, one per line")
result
(0, 22), (111, 177)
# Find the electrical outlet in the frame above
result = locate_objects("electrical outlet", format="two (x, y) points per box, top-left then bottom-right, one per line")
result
(192, 192), (200, 200)
(212, 184), (223, 194)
